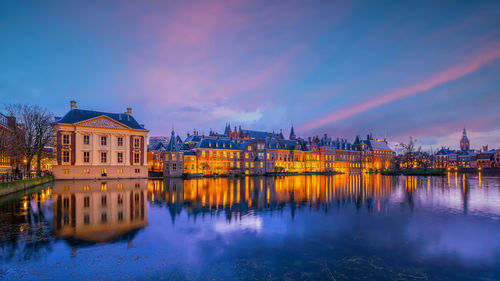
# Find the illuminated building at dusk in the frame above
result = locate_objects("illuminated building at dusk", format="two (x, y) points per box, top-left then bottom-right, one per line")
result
(0, 112), (13, 175)
(52, 101), (149, 179)
(162, 125), (394, 176)
(433, 128), (499, 169)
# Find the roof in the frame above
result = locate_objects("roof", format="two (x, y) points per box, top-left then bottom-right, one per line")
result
(364, 139), (392, 151)
(435, 148), (457, 156)
(241, 129), (283, 139)
(195, 137), (240, 150)
(56, 109), (145, 130)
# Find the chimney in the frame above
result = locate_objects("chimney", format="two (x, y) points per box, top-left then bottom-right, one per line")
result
(70, 100), (77, 110)
(126, 108), (132, 115)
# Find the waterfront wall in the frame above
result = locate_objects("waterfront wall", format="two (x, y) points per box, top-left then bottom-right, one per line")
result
(0, 176), (55, 197)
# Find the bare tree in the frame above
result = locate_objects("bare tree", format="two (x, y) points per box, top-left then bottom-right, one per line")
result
(3, 104), (53, 178)
(397, 137), (417, 169)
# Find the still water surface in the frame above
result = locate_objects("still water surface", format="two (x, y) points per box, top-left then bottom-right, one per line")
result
(0, 174), (499, 280)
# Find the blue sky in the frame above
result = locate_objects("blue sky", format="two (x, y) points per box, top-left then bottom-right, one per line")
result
(1, 0), (499, 150)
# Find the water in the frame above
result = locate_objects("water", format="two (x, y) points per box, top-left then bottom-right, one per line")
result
(0, 174), (499, 280)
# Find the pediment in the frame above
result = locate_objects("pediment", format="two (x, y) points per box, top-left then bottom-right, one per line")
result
(76, 116), (130, 129)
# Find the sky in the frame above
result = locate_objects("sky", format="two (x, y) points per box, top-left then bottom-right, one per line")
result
(0, 0), (499, 151)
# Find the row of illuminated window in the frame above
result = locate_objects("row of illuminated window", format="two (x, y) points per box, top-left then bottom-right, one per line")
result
(62, 134), (141, 148)
(61, 168), (141, 175)
(62, 151), (141, 164)
(62, 193), (140, 211)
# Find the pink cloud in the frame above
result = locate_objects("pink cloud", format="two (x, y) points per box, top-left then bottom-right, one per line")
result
(299, 45), (500, 132)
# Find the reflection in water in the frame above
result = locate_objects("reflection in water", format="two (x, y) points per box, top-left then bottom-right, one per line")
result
(52, 180), (148, 245)
(149, 175), (419, 221)
(0, 174), (499, 280)
(0, 186), (53, 261)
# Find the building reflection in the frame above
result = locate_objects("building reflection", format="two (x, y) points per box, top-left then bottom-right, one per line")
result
(148, 174), (396, 221)
(52, 180), (148, 244)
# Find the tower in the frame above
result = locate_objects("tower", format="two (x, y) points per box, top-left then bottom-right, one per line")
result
(289, 125), (296, 140)
(460, 127), (470, 151)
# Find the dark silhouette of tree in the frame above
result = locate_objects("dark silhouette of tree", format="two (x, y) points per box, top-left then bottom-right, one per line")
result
(2, 104), (53, 177)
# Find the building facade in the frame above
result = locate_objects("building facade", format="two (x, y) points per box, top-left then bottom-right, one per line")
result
(52, 101), (148, 179)
(163, 125), (394, 177)
(0, 113), (14, 176)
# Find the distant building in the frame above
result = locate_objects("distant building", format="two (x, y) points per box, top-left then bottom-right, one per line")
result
(52, 101), (149, 179)
(0, 112), (14, 175)
(460, 128), (470, 151)
(477, 150), (496, 168)
(163, 124), (394, 176)
(434, 128), (483, 169)
(149, 136), (168, 147)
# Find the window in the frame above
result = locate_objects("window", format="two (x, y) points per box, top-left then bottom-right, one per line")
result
(63, 151), (70, 163)
(118, 194), (123, 205)
(101, 152), (107, 163)
(173, 163), (177, 170)
(63, 134), (70, 145)
(101, 136), (107, 146)
(134, 138), (140, 148)
(101, 195), (107, 206)
(63, 169), (70, 174)
(135, 168), (140, 173)
(172, 154), (176, 161)
(64, 215), (69, 225)
(83, 151), (90, 163)
(118, 211), (123, 221)
(101, 169), (107, 177)
(117, 152), (123, 163)
(202, 151), (206, 157)
(118, 168), (123, 174)
(117, 137), (123, 146)
(84, 214), (90, 225)
(135, 193), (140, 202)
(83, 135), (90, 145)
(245, 153), (249, 159)
(134, 153), (140, 164)
(84, 196), (90, 208)
(101, 212), (107, 223)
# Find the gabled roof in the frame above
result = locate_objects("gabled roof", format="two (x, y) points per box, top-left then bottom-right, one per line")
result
(363, 139), (392, 151)
(56, 109), (145, 130)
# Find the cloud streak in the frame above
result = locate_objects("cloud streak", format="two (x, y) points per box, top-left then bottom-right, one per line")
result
(299, 46), (500, 132)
